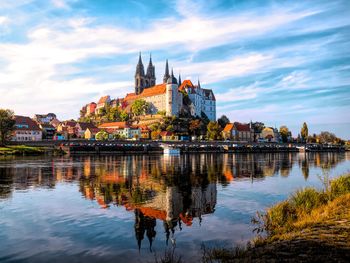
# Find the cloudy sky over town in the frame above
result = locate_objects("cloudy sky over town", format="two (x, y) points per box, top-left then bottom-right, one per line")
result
(0, 0), (349, 138)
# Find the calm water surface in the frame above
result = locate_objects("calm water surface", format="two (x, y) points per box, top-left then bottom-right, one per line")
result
(1, 152), (350, 263)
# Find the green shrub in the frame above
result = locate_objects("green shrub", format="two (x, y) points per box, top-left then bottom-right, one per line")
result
(291, 187), (328, 213)
(330, 174), (350, 199)
(266, 201), (297, 233)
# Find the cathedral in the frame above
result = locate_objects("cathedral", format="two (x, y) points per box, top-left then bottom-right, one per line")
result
(125, 53), (216, 120)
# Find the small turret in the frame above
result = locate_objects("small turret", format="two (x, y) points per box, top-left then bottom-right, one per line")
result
(178, 73), (182, 86)
(167, 69), (178, 84)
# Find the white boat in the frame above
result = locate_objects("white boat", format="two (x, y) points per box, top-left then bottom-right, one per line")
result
(162, 145), (180, 155)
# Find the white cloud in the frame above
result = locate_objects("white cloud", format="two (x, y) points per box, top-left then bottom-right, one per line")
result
(51, 0), (69, 9)
(0, 16), (9, 26)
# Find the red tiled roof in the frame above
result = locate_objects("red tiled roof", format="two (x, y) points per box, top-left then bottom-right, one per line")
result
(98, 95), (110, 104)
(178, 79), (195, 91)
(77, 122), (97, 131)
(14, 116), (41, 131)
(223, 123), (235, 132)
(160, 131), (174, 136)
(234, 122), (251, 132)
(63, 120), (77, 127)
(124, 84), (167, 101)
(86, 127), (100, 134)
(98, 121), (129, 129)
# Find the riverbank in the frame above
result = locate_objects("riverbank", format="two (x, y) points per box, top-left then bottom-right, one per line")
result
(203, 174), (350, 262)
(0, 145), (62, 156)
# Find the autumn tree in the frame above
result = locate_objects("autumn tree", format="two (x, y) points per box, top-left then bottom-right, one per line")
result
(207, 121), (222, 140)
(217, 115), (230, 129)
(300, 122), (308, 143)
(189, 119), (201, 136)
(0, 109), (16, 146)
(279, 125), (290, 143)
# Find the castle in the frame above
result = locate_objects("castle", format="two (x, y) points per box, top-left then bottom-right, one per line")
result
(125, 53), (216, 120)
(82, 53), (216, 121)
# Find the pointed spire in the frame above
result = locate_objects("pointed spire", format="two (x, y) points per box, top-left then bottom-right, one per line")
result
(163, 59), (170, 83)
(165, 59), (169, 76)
(138, 52), (142, 64)
(197, 78), (201, 89)
(178, 73), (182, 86)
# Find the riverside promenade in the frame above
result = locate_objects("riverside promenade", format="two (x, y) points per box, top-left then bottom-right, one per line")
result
(9, 140), (345, 154)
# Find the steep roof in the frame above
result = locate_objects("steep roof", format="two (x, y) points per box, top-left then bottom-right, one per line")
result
(77, 122), (97, 131)
(178, 79), (195, 91)
(124, 83), (167, 101)
(63, 120), (77, 127)
(202, 88), (216, 101)
(223, 123), (235, 132)
(86, 127), (100, 134)
(14, 116), (41, 131)
(234, 122), (251, 132)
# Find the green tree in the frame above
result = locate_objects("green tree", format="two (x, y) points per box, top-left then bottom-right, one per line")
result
(207, 121), (222, 140)
(120, 110), (129, 121)
(0, 109), (16, 146)
(95, 130), (109, 141)
(131, 99), (149, 116)
(301, 122), (308, 143)
(279, 125), (290, 143)
(106, 106), (120, 121)
(217, 115), (230, 129)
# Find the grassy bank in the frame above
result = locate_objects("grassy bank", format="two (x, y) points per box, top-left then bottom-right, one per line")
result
(0, 145), (47, 155)
(203, 174), (350, 262)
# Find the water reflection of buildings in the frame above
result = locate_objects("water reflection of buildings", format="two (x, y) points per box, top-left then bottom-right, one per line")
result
(1, 152), (349, 249)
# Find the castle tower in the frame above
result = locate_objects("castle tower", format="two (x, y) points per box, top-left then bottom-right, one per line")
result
(146, 54), (156, 88)
(135, 52), (146, 95)
(166, 69), (182, 116)
(163, 59), (170, 83)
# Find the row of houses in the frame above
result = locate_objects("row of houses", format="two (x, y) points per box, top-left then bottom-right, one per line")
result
(11, 113), (153, 142)
(222, 122), (281, 142)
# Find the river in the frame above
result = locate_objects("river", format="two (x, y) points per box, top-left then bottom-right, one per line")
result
(0, 152), (349, 262)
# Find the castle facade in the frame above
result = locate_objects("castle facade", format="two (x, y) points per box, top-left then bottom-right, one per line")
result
(125, 53), (216, 120)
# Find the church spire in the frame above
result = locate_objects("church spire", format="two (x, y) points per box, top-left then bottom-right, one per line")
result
(178, 72), (182, 86)
(197, 78), (201, 89)
(163, 59), (170, 83)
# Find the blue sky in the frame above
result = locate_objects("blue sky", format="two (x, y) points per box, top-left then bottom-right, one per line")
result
(0, 0), (349, 138)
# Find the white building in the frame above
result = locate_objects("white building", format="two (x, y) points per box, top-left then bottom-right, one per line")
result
(12, 116), (42, 141)
(179, 80), (216, 121)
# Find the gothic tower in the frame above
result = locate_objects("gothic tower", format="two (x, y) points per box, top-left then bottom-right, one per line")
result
(146, 54), (156, 88)
(135, 53), (146, 95)
(163, 59), (170, 83)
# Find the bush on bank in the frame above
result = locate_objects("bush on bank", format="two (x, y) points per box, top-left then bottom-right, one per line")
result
(255, 174), (350, 237)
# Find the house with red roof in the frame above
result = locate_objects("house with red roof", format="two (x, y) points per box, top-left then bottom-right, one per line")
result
(12, 116), (42, 141)
(76, 122), (98, 138)
(95, 95), (111, 114)
(222, 122), (254, 142)
(98, 121), (141, 139)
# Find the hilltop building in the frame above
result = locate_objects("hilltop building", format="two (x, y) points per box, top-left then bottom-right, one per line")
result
(81, 53), (216, 121)
(125, 53), (216, 119)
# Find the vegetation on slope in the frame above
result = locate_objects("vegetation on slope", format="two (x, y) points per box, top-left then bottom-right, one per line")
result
(202, 174), (350, 262)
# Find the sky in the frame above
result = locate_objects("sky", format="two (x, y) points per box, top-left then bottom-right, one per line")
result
(0, 0), (349, 139)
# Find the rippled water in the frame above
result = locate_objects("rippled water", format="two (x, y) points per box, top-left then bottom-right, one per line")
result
(0, 152), (349, 263)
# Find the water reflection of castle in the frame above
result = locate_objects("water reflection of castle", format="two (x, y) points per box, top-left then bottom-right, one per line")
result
(1, 152), (349, 249)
